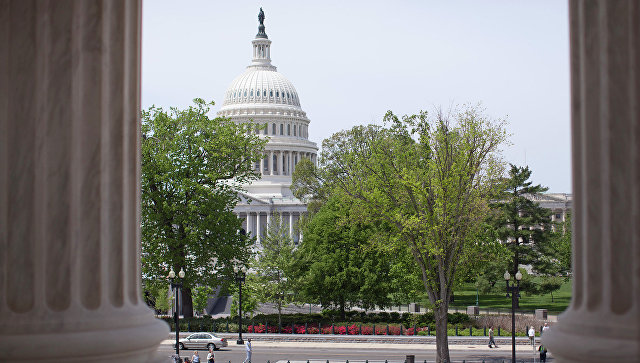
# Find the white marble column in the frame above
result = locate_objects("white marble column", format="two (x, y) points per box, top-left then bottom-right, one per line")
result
(269, 150), (274, 175)
(542, 1), (640, 362)
(289, 213), (294, 239)
(266, 212), (272, 234)
(256, 213), (262, 244)
(279, 151), (284, 175)
(287, 151), (292, 176)
(260, 155), (264, 176)
(0, 1), (167, 361)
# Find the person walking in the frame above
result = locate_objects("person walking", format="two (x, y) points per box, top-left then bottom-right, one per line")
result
(243, 338), (252, 363)
(207, 347), (215, 363)
(539, 344), (548, 362)
(488, 326), (497, 348)
(542, 322), (550, 335)
(192, 351), (200, 363)
(528, 326), (536, 347)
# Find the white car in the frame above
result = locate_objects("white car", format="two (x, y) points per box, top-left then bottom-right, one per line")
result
(178, 332), (228, 350)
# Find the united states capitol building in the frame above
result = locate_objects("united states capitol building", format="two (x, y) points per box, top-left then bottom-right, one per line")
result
(217, 9), (317, 245)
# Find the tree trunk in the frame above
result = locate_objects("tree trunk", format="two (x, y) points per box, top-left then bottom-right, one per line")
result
(181, 287), (193, 318)
(434, 303), (451, 363)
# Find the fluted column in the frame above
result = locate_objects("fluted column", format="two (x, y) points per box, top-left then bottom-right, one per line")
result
(269, 150), (274, 175)
(279, 151), (284, 175)
(289, 213), (294, 239)
(259, 155), (264, 176)
(256, 212), (262, 244)
(542, 2), (640, 362)
(0, 1), (167, 361)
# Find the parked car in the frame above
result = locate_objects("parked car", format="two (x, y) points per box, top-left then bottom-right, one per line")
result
(178, 332), (228, 350)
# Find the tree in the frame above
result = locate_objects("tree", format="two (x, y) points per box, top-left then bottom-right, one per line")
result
(548, 212), (572, 276)
(141, 99), (267, 318)
(192, 286), (213, 316)
(491, 164), (553, 306)
(230, 276), (259, 319)
(251, 212), (298, 329)
(297, 105), (506, 362)
(295, 194), (401, 320)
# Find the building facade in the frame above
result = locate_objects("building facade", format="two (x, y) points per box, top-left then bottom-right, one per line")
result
(217, 9), (317, 246)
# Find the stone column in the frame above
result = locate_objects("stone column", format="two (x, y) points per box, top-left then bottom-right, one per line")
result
(266, 212), (271, 233)
(256, 213), (262, 244)
(279, 151), (284, 175)
(542, 2), (640, 362)
(269, 150), (274, 175)
(0, 1), (167, 362)
(287, 151), (292, 175)
(289, 213), (294, 239)
(259, 155), (264, 176)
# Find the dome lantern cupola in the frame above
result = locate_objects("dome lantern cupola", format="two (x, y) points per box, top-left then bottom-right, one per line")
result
(252, 8), (272, 67)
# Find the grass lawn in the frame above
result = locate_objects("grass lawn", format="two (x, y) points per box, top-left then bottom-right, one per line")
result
(450, 279), (572, 314)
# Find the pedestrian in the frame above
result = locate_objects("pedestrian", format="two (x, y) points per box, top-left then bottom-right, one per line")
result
(244, 338), (252, 363)
(184, 358), (191, 363)
(539, 344), (548, 362)
(207, 347), (215, 363)
(542, 322), (550, 335)
(488, 326), (497, 348)
(528, 326), (536, 347)
(192, 351), (200, 363)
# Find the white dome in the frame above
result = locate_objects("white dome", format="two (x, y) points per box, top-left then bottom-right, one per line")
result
(221, 66), (302, 110)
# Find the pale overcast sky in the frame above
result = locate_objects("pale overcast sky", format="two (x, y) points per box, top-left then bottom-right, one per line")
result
(142, 0), (571, 193)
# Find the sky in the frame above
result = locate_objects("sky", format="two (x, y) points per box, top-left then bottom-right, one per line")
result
(142, 0), (571, 193)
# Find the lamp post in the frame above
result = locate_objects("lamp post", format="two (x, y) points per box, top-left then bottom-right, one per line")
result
(234, 265), (247, 345)
(169, 267), (185, 356)
(505, 270), (522, 363)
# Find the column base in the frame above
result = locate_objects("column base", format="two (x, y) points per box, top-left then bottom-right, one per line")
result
(0, 313), (168, 362)
(542, 310), (639, 363)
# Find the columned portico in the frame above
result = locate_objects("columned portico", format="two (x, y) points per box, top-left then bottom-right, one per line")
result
(0, 1), (167, 361)
(542, 1), (640, 362)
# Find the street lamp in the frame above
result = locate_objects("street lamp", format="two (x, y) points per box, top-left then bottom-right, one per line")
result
(505, 270), (522, 363)
(169, 267), (185, 356)
(234, 264), (247, 345)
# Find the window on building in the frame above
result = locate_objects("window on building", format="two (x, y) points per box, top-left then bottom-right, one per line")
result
(287, 124), (290, 135)
(293, 125), (297, 136)
(270, 90), (273, 97)
(280, 124), (283, 135)
(276, 91), (279, 97)
(272, 123), (276, 134)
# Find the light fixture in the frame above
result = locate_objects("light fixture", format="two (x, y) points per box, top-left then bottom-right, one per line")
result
(515, 271), (522, 281)
(168, 268), (175, 279)
(504, 271), (511, 281)
(178, 268), (185, 279)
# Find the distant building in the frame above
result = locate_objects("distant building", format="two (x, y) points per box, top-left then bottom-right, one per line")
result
(217, 9), (318, 246)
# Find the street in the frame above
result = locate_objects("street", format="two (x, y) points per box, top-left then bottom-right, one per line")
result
(158, 341), (552, 363)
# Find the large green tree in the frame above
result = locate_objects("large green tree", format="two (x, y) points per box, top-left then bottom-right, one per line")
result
(295, 194), (401, 320)
(297, 105), (506, 362)
(251, 212), (298, 329)
(491, 165), (553, 292)
(141, 99), (267, 317)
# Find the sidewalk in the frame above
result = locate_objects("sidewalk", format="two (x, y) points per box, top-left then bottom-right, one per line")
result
(168, 332), (538, 346)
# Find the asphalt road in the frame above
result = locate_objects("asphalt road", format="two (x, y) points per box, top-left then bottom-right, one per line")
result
(157, 341), (552, 363)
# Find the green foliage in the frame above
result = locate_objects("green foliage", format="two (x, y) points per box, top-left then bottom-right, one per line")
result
(251, 212), (298, 327)
(491, 164), (552, 275)
(192, 286), (213, 316)
(294, 105), (507, 361)
(140, 99), (267, 316)
(295, 195), (404, 318)
(151, 285), (171, 314)
(548, 212), (572, 276)
(230, 276), (259, 319)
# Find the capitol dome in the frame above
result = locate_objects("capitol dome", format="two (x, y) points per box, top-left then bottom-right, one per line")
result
(221, 8), (317, 247)
(221, 66), (302, 110)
